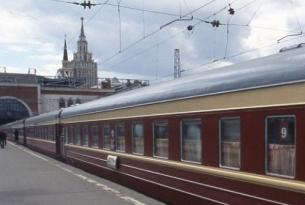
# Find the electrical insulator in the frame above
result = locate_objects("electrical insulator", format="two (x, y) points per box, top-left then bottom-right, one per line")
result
(187, 25), (194, 31)
(211, 20), (220, 27)
(228, 7), (235, 15)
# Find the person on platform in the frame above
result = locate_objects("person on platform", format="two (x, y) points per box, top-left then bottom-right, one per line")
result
(0, 131), (7, 148)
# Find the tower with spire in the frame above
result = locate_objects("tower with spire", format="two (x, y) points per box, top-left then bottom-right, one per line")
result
(58, 17), (98, 87)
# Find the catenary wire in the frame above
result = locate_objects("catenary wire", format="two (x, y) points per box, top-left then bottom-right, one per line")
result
(102, 1), (236, 70)
(100, 0), (217, 65)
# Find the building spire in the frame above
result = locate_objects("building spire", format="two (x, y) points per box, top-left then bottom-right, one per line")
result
(63, 35), (68, 61)
(80, 17), (85, 38)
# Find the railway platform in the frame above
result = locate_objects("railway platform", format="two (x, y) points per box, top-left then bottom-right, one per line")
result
(0, 142), (165, 205)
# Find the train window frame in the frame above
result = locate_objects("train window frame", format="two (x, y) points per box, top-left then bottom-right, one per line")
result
(103, 123), (111, 150)
(68, 125), (74, 144)
(153, 120), (169, 159)
(132, 121), (144, 155)
(48, 126), (53, 141)
(82, 125), (89, 147)
(63, 126), (68, 144)
(90, 125), (99, 148)
(180, 118), (202, 164)
(115, 122), (125, 153)
(74, 124), (81, 145)
(265, 115), (296, 179)
(219, 117), (241, 171)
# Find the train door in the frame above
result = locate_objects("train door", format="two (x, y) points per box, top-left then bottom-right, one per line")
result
(61, 126), (67, 157)
(55, 124), (66, 159)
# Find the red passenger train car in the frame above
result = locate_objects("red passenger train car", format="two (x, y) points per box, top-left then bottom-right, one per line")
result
(2, 45), (305, 204)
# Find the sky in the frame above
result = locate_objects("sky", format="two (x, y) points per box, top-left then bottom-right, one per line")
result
(1, 0), (305, 82)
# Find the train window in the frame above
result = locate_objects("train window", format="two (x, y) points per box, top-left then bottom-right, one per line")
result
(40, 128), (42, 139)
(44, 127), (49, 140)
(103, 124), (111, 149)
(68, 126), (73, 144)
(82, 125), (89, 146)
(48, 127), (54, 141)
(266, 116), (295, 177)
(42, 127), (45, 139)
(115, 123), (125, 152)
(74, 124), (81, 145)
(220, 118), (240, 169)
(181, 119), (202, 163)
(34, 128), (38, 139)
(41, 128), (43, 139)
(91, 125), (99, 148)
(52, 127), (55, 141)
(153, 121), (168, 159)
(63, 127), (68, 143)
(39, 128), (43, 139)
(132, 122), (144, 155)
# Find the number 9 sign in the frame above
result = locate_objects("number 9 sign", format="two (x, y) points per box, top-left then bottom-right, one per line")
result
(281, 127), (287, 139)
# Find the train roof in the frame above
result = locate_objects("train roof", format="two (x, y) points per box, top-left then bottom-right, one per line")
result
(0, 119), (24, 129)
(25, 109), (62, 126)
(61, 45), (305, 119)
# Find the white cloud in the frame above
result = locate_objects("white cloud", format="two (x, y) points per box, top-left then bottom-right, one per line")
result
(0, 10), (36, 44)
(242, 1), (305, 56)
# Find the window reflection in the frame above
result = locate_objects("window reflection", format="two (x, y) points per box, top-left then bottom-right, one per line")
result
(220, 118), (240, 168)
(132, 122), (144, 154)
(181, 120), (202, 163)
(154, 121), (168, 158)
(267, 116), (295, 177)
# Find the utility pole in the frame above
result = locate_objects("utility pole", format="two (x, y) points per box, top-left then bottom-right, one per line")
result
(174, 49), (181, 79)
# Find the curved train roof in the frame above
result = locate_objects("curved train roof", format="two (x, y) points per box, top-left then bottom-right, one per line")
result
(25, 109), (62, 126)
(62, 45), (305, 119)
(0, 119), (24, 129)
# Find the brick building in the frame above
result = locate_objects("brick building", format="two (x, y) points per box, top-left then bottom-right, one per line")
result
(0, 73), (112, 125)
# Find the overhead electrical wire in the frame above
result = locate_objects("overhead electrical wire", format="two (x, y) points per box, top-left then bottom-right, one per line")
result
(182, 32), (305, 75)
(142, 0), (145, 38)
(289, 0), (303, 33)
(102, 1), (237, 70)
(66, 0), (110, 45)
(224, 0), (261, 58)
(245, 0), (263, 26)
(277, 0), (303, 43)
(108, 0), (301, 80)
(117, 0), (122, 52)
(100, 0), (217, 65)
(103, 0), (299, 71)
(101, 2), (183, 18)
(224, 15), (233, 58)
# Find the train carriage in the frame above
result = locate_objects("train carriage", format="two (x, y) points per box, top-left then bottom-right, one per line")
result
(2, 45), (305, 204)
(58, 45), (305, 204)
(24, 110), (63, 158)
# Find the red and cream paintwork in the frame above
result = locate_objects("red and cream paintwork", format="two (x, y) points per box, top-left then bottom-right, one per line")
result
(58, 82), (305, 205)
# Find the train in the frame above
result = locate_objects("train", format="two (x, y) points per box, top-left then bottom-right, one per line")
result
(2, 44), (305, 204)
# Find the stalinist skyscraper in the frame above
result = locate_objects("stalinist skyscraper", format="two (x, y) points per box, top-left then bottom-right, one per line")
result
(59, 17), (98, 87)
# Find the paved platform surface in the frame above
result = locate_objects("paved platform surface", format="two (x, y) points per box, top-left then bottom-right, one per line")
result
(0, 142), (165, 205)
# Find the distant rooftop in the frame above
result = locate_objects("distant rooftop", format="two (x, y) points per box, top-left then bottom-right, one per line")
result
(0, 73), (40, 84)
(0, 72), (149, 92)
